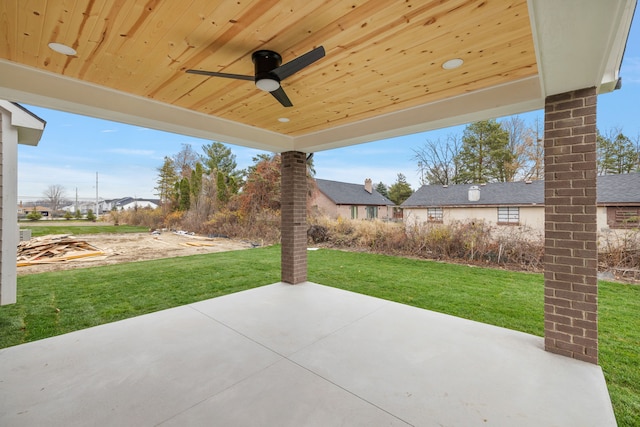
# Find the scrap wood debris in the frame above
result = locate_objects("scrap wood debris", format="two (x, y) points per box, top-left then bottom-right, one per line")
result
(17, 235), (105, 267)
(180, 241), (215, 247)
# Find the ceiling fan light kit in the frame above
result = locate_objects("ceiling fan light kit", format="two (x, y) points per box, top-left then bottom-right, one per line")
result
(255, 78), (280, 92)
(186, 46), (325, 107)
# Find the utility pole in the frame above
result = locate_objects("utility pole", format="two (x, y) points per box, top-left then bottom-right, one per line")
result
(75, 187), (78, 214)
(95, 172), (99, 218)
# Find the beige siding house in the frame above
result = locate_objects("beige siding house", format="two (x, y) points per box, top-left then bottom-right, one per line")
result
(311, 178), (395, 220)
(401, 173), (640, 234)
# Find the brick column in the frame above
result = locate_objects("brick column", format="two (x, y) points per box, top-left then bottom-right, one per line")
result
(281, 151), (307, 284)
(544, 87), (598, 364)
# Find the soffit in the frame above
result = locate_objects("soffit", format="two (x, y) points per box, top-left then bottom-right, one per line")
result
(0, 0), (634, 152)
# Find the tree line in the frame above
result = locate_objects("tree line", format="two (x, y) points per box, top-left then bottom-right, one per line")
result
(155, 142), (291, 230)
(411, 117), (639, 186)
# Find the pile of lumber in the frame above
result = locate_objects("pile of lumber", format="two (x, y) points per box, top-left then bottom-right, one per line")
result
(17, 235), (105, 267)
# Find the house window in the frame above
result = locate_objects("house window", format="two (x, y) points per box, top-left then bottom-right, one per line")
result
(427, 207), (443, 223)
(351, 205), (358, 219)
(366, 206), (378, 219)
(498, 207), (519, 225)
(607, 207), (640, 229)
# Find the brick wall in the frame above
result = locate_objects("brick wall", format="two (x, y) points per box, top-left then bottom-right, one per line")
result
(544, 87), (598, 364)
(281, 151), (307, 284)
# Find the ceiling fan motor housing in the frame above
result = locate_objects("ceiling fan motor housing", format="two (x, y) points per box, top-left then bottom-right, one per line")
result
(253, 50), (282, 84)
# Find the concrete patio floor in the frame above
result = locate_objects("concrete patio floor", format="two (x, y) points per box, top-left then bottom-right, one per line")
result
(0, 282), (615, 426)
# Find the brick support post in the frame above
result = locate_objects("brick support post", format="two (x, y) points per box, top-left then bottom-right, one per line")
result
(544, 87), (598, 364)
(281, 151), (307, 284)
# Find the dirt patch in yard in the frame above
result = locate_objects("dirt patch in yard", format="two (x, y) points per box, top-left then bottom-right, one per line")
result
(17, 231), (257, 276)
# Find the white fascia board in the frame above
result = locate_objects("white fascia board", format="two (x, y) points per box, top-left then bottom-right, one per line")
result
(0, 60), (293, 152)
(293, 76), (543, 153)
(529, 0), (636, 97)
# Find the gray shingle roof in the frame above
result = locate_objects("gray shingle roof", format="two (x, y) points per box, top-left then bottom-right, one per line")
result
(401, 172), (640, 207)
(596, 173), (640, 204)
(315, 179), (395, 206)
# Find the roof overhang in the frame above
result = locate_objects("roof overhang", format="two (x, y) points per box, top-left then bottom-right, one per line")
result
(0, 0), (635, 153)
(0, 100), (46, 146)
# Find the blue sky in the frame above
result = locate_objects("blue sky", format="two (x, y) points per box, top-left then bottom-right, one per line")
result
(18, 12), (640, 202)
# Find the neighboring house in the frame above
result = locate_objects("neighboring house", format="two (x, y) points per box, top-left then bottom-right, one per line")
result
(61, 202), (96, 215)
(19, 205), (51, 218)
(401, 173), (640, 233)
(311, 178), (395, 220)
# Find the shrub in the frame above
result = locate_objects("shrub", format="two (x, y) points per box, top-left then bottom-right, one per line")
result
(309, 216), (546, 271)
(203, 209), (280, 244)
(26, 210), (43, 221)
(599, 229), (640, 279)
(118, 207), (164, 229)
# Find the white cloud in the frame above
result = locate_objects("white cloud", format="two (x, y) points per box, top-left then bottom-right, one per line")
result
(101, 129), (117, 133)
(107, 148), (155, 156)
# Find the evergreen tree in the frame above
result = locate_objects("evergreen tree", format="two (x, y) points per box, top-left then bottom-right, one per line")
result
(387, 173), (413, 205)
(201, 142), (239, 178)
(26, 208), (42, 221)
(155, 156), (178, 209)
(216, 170), (229, 203)
(455, 120), (511, 183)
(375, 182), (389, 198)
(190, 162), (204, 206)
(201, 142), (242, 205)
(178, 178), (191, 211)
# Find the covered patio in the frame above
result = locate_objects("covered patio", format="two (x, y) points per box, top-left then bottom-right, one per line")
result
(0, 282), (615, 426)
(0, 0), (636, 424)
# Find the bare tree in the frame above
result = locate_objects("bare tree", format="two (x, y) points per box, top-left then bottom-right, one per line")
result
(501, 116), (533, 181)
(43, 184), (67, 214)
(172, 143), (199, 178)
(522, 116), (544, 181)
(412, 134), (461, 186)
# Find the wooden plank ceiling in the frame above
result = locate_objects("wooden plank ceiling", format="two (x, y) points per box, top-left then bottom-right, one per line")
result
(0, 0), (537, 137)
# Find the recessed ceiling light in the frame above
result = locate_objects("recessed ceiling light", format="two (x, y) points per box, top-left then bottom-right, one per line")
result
(48, 42), (76, 56)
(442, 58), (463, 70)
(278, 117), (290, 123)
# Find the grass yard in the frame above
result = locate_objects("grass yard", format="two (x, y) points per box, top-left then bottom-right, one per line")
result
(0, 246), (638, 425)
(21, 224), (150, 237)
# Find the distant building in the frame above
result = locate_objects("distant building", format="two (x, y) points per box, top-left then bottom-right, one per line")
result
(61, 197), (160, 214)
(311, 178), (395, 220)
(401, 173), (640, 234)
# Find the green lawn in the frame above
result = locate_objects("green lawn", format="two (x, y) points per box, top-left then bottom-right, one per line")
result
(0, 247), (637, 425)
(21, 224), (150, 237)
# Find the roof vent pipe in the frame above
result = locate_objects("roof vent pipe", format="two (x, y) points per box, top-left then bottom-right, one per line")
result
(468, 185), (480, 202)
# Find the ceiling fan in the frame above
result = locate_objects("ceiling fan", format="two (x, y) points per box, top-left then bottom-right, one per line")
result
(186, 46), (325, 107)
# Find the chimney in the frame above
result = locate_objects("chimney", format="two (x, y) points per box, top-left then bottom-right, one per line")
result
(364, 178), (373, 193)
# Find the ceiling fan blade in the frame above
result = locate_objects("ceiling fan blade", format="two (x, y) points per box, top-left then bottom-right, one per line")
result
(270, 86), (293, 107)
(272, 46), (325, 81)
(186, 69), (254, 81)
